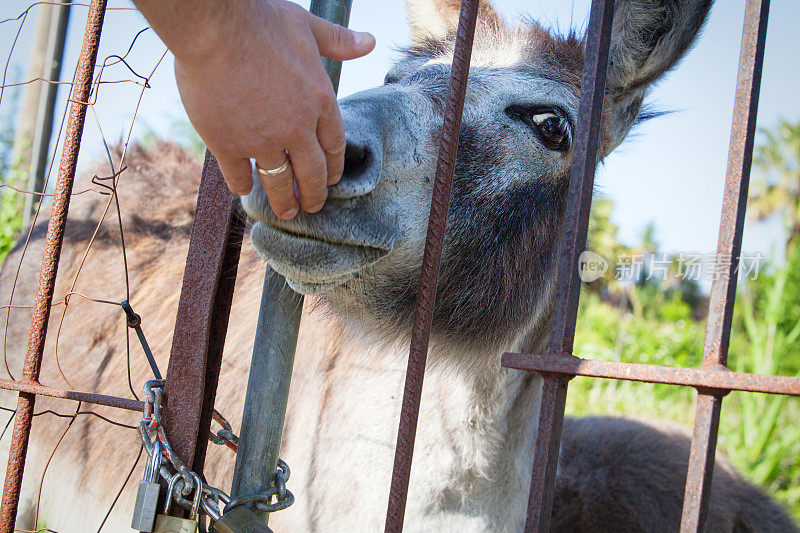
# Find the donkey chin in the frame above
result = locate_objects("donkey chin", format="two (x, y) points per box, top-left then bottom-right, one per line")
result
(242, 171), (398, 294)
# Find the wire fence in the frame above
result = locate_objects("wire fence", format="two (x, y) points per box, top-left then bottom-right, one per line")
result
(0, 1), (221, 531)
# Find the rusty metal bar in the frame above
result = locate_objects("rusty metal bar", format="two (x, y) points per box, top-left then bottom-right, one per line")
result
(682, 394), (724, 532)
(384, 2), (479, 531)
(501, 354), (800, 397)
(0, 378), (143, 411)
(161, 152), (244, 477)
(190, 175), (245, 476)
(680, 0), (770, 530)
(701, 0), (769, 371)
(544, 0), (614, 357)
(228, 0), (351, 526)
(510, 1), (615, 531)
(0, 1), (107, 529)
(525, 374), (569, 530)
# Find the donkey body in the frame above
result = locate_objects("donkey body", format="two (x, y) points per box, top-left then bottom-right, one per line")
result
(0, 0), (796, 531)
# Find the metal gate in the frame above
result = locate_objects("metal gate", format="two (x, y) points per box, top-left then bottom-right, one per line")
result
(0, 0), (798, 532)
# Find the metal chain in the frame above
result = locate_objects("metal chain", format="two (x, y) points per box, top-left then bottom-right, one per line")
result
(123, 300), (239, 453)
(224, 459), (294, 515)
(209, 409), (239, 452)
(125, 298), (296, 523)
(137, 379), (294, 526)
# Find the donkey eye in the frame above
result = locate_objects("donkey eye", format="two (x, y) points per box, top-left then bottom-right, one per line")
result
(506, 106), (572, 152)
(533, 113), (567, 148)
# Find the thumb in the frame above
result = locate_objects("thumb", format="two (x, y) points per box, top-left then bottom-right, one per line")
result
(306, 14), (375, 61)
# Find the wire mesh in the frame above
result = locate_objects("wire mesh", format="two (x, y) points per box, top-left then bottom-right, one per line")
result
(0, 1), (239, 530)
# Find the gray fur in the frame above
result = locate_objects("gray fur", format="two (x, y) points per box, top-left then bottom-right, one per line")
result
(555, 417), (797, 532)
(242, 0), (716, 361)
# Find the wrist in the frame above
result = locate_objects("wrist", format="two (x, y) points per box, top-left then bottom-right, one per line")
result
(135, 0), (264, 67)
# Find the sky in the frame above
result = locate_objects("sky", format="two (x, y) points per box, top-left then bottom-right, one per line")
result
(2, 0), (799, 263)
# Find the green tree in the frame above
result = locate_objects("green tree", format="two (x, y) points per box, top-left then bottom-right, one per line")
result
(752, 118), (800, 335)
(0, 92), (24, 265)
(586, 197), (633, 296)
(751, 119), (800, 247)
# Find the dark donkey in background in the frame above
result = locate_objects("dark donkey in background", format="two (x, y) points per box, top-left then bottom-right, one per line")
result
(1, 0), (796, 531)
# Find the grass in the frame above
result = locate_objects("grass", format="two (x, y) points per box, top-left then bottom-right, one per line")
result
(568, 272), (800, 521)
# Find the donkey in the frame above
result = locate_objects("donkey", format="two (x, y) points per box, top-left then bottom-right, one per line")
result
(0, 0), (796, 531)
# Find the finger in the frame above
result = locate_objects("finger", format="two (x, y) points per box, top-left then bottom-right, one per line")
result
(215, 156), (253, 195)
(255, 153), (299, 220)
(288, 134), (328, 214)
(317, 104), (346, 186)
(306, 15), (375, 61)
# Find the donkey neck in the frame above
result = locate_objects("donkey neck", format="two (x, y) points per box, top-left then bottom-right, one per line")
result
(330, 312), (545, 521)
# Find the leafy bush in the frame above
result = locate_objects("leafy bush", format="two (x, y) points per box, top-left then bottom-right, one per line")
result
(0, 95), (23, 266)
(568, 256), (800, 521)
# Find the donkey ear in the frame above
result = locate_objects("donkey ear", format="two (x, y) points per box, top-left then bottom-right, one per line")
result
(602, 0), (713, 154)
(406, 0), (505, 43)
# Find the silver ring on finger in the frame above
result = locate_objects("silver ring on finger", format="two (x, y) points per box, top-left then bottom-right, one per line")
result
(255, 152), (290, 176)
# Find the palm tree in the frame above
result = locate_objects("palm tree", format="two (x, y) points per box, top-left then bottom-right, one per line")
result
(751, 119), (800, 248)
(586, 197), (630, 295)
(750, 118), (800, 336)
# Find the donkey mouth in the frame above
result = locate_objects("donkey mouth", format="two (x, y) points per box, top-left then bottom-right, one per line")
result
(250, 221), (393, 294)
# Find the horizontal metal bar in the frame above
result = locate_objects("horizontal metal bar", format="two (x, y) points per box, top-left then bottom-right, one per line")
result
(501, 353), (800, 397)
(0, 378), (144, 411)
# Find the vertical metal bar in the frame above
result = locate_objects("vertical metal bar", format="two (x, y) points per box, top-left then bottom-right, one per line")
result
(544, 0), (613, 357)
(523, 1), (615, 531)
(161, 153), (244, 475)
(24, 0), (73, 226)
(680, 0), (769, 530)
(525, 375), (569, 531)
(191, 169), (246, 477)
(0, 0), (107, 529)
(384, 2), (479, 531)
(228, 0), (351, 524)
(309, 0), (352, 92)
(681, 393), (724, 532)
(229, 273), (302, 524)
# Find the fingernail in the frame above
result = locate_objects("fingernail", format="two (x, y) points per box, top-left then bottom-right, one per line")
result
(328, 173), (342, 186)
(307, 201), (326, 213)
(230, 183), (252, 196)
(354, 32), (374, 48)
(280, 206), (299, 220)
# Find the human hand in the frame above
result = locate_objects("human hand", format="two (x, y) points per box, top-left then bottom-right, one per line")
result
(143, 0), (375, 219)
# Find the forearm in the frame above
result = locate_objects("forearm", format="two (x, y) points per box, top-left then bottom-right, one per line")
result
(131, 0), (260, 63)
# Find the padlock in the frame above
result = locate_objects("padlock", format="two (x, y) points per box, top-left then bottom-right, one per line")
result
(211, 505), (271, 533)
(153, 514), (199, 533)
(154, 471), (202, 533)
(131, 440), (163, 532)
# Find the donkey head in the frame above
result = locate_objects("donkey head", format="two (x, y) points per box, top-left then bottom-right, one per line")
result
(242, 0), (712, 353)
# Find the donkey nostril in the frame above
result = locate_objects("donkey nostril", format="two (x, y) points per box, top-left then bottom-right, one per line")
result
(328, 138), (380, 200)
(343, 141), (372, 178)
